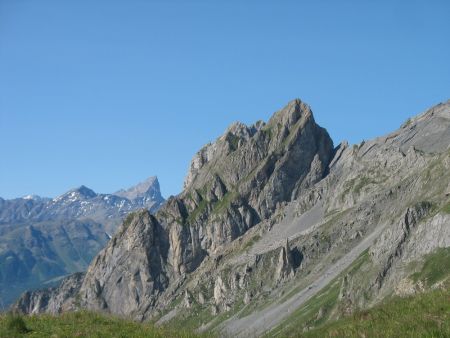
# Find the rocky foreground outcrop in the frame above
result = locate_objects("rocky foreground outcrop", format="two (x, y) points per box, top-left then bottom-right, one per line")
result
(14, 99), (450, 336)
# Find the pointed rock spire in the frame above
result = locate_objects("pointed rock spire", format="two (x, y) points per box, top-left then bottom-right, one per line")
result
(275, 238), (294, 283)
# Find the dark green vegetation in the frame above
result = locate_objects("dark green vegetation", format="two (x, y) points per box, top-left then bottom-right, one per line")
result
(2, 313), (29, 335)
(299, 285), (449, 338)
(0, 311), (202, 338)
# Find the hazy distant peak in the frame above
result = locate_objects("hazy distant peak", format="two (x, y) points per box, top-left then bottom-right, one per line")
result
(71, 185), (97, 198)
(22, 194), (44, 201)
(114, 176), (161, 201)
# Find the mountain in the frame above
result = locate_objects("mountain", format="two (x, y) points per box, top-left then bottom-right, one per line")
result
(0, 177), (164, 308)
(115, 176), (162, 202)
(14, 100), (450, 337)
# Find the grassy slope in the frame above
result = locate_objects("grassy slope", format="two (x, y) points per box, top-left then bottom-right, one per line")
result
(411, 247), (450, 286)
(269, 250), (371, 337)
(1, 255), (448, 338)
(271, 247), (450, 337)
(0, 311), (202, 338)
(300, 285), (449, 338)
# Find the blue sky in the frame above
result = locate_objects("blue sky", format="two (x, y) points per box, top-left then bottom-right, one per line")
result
(1, 1), (449, 199)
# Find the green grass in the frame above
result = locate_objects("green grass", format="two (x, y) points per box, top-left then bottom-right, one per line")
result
(353, 176), (373, 195)
(3, 313), (29, 334)
(270, 252), (372, 336)
(166, 302), (237, 334)
(211, 190), (238, 215)
(269, 279), (341, 337)
(165, 302), (215, 333)
(272, 247), (450, 337)
(441, 201), (450, 214)
(0, 311), (202, 338)
(186, 199), (208, 223)
(411, 247), (450, 286)
(242, 234), (261, 251)
(299, 285), (450, 338)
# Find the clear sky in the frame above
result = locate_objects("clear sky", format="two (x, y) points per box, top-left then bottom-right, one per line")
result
(1, 1), (449, 199)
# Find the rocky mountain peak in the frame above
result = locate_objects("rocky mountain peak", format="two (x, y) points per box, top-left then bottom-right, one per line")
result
(183, 99), (330, 191)
(114, 176), (162, 201)
(12, 99), (450, 336)
(71, 185), (97, 199)
(222, 121), (262, 141)
(268, 98), (313, 130)
(17, 98), (334, 317)
(175, 99), (334, 246)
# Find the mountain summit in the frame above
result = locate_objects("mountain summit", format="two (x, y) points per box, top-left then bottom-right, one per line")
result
(14, 98), (335, 315)
(71, 185), (97, 199)
(115, 176), (163, 203)
(13, 99), (450, 337)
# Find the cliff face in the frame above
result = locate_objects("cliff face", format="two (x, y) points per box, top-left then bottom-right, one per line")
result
(79, 99), (334, 317)
(79, 211), (169, 316)
(166, 99), (334, 274)
(14, 99), (450, 337)
(13, 99), (334, 317)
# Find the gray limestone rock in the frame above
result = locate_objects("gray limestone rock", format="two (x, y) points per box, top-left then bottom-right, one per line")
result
(12, 272), (84, 315)
(14, 99), (450, 337)
(77, 210), (169, 317)
(274, 239), (294, 283)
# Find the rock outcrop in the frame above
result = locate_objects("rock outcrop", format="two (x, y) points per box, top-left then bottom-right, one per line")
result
(274, 239), (294, 283)
(0, 176), (164, 308)
(14, 272), (85, 315)
(14, 99), (334, 316)
(14, 99), (450, 337)
(77, 210), (169, 317)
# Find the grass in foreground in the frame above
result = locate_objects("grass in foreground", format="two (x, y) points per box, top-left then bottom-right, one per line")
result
(0, 311), (202, 338)
(299, 285), (450, 338)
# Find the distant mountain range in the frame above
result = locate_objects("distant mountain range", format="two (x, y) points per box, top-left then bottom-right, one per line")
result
(0, 176), (164, 308)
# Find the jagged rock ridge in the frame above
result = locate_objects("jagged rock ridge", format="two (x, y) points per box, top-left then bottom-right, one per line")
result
(14, 99), (335, 316)
(75, 99), (334, 316)
(14, 99), (450, 337)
